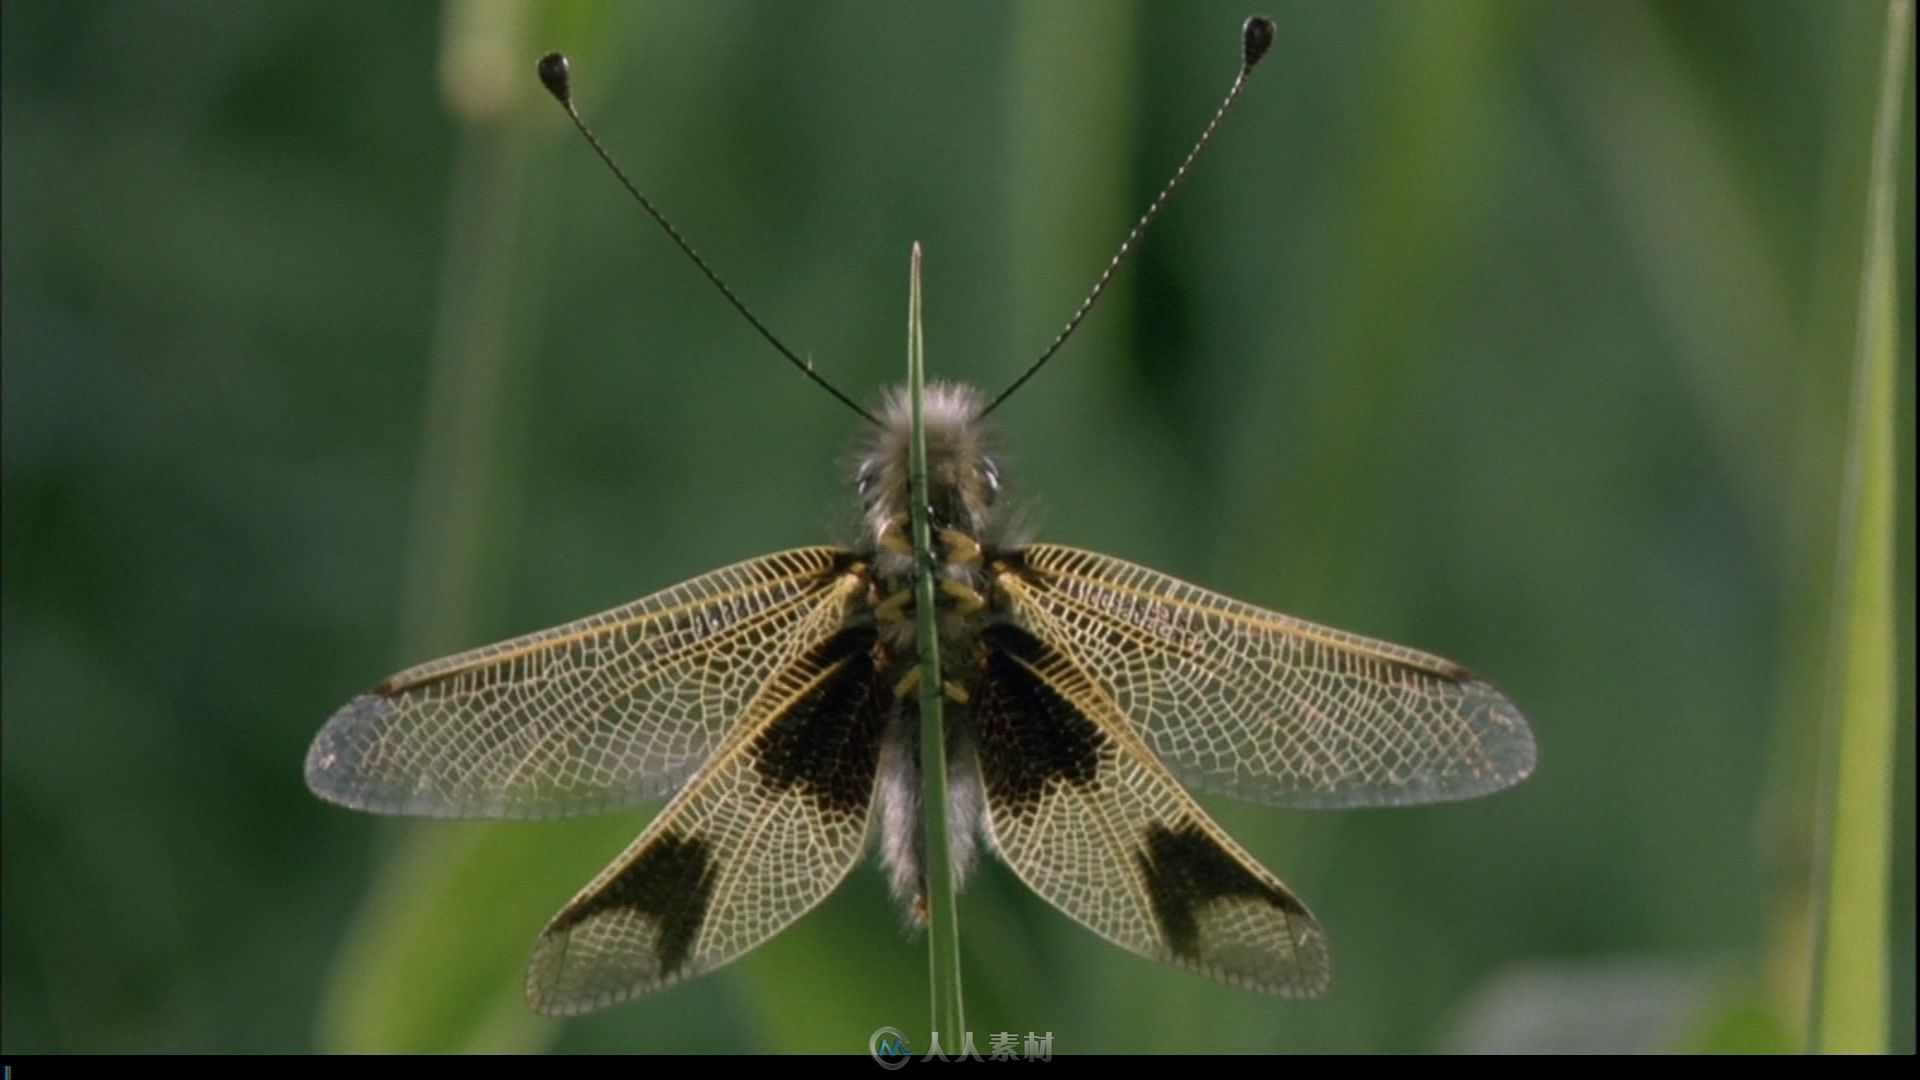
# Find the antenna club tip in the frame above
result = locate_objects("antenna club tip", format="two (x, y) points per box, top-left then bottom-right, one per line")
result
(1241, 16), (1276, 67)
(536, 52), (572, 103)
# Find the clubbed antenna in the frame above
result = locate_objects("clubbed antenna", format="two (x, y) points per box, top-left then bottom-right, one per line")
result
(536, 53), (880, 426)
(982, 16), (1277, 417)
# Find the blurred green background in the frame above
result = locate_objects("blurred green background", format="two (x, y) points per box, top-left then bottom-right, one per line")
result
(2, 0), (1912, 1054)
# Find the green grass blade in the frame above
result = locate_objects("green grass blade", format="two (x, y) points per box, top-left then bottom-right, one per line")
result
(908, 243), (967, 1041)
(1810, 0), (1909, 1055)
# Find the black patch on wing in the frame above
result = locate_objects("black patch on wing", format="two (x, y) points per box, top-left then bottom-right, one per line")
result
(825, 550), (868, 576)
(975, 622), (1109, 819)
(551, 829), (715, 978)
(987, 547), (1030, 575)
(748, 626), (887, 820)
(1136, 820), (1308, 959)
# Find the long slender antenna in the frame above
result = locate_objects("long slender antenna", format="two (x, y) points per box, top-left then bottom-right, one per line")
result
(981, 16), (1276, 417)
(536, 53), (880, 426)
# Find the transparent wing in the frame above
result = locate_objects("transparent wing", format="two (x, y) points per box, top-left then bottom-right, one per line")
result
(305, 547), (869, 819)
(525, 626), (889, 1014)
(993, 545), (1536, 808)
(973, 623), (1330, 996)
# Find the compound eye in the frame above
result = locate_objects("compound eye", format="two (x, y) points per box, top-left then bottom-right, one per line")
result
(982, 457), (1001, 496)
(856, 462), (876, 499)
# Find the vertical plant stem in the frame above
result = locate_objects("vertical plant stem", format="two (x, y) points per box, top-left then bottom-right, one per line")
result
(320, 4), (558, 1053)
(1810, 0), (1908, 1055)
(909, 242), (967, 1040)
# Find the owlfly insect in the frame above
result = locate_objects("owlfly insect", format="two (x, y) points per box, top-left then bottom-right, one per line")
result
(306, 17), (1537, 1016)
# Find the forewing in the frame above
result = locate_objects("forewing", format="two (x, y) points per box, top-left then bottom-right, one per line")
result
(974, 623), (1330, 996)
(994, 545), (1535, 808)
(525, 626), (890, 1014)
(306, 548), (868, 819)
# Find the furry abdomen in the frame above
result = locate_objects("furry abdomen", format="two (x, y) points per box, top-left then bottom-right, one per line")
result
(875, 701), (986, 920)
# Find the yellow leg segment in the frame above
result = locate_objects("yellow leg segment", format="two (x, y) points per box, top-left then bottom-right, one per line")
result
(938, 528), (982, 567)
(893, 667), (921, 700)
(874, 589), (913, 622)
(939, 579), (986, 614)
